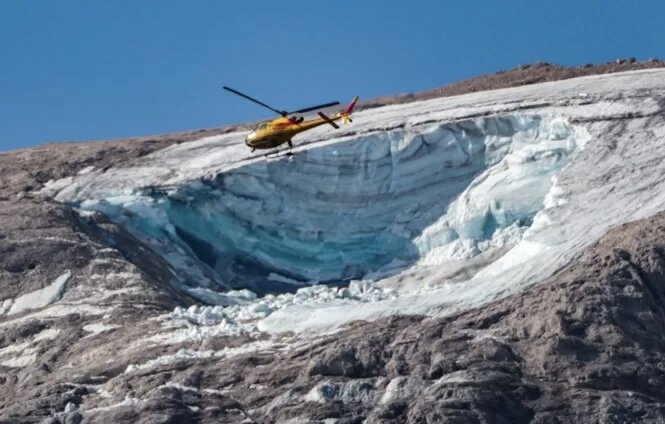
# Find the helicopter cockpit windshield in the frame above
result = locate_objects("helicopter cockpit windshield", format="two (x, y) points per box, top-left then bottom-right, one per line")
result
(246, 122), (267, 143)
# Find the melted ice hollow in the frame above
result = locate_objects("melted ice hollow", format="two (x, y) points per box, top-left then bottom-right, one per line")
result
(75, 115), (585, 294)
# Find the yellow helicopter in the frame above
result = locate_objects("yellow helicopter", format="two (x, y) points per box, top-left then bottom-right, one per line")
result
(223, 86), (358, 156)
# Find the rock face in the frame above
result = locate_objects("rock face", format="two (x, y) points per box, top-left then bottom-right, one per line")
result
(1, 61), (665, 423)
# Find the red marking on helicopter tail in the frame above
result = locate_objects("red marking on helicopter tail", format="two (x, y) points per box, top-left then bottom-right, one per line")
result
(343, 96), (359, 115)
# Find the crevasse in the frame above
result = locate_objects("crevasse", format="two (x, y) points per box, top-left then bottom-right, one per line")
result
(76, 115), (586, 295)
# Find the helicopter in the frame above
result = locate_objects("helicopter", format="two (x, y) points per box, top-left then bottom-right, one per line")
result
(223, 86), (358, 156)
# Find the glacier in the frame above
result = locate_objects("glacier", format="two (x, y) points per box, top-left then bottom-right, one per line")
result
(70, 115), (582, 293)
(44, 68), (665, 336)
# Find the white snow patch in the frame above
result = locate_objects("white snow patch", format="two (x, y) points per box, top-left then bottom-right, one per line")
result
(0, 299), (12, 315)
(125, 340), (280, 373)
(303, 381), (374, 405)
(0, 303), (106, 329)
(63, 402), (78, 413)
(33, 328), (61, 342)
(78, 166), (96, 175)
(184, 287), (257, 307)
(203, 388), (227, 396)
(83, 323), (120, 335)
(0, 341), (32, 356)
(436, 370), (477, 384)
(158, 382), (200, 392)
(83, 395), (143, 414)
(380, 377), (426, 404)
(1, 353), (37, 368)
(6, 270), (71, 316)
(41, 176), (74, 196)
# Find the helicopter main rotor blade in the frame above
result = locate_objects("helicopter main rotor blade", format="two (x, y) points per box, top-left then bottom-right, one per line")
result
(317, 112), (340, 129)
(223, 86), (287, 116)
(289, 101), (341, 115)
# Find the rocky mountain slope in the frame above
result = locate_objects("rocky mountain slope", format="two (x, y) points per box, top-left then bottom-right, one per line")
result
(1, 61), (665, 423)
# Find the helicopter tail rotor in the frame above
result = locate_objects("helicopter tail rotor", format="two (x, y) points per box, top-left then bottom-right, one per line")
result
(336, 96), (359, 124)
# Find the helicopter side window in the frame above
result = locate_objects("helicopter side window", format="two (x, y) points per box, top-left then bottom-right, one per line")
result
(257, 123), (268, 130)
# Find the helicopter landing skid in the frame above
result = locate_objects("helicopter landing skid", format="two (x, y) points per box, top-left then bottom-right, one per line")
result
(263, 149), (294, 160)
(263, 141), (294, 160)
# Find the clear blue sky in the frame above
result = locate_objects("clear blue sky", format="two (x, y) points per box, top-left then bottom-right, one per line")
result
(1, 1), (663, 151)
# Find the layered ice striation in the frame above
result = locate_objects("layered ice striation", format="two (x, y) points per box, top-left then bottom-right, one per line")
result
(75, 115), (585, 295)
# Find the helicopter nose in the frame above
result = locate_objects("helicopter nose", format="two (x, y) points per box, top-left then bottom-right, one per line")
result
(245, 131), (256, 145)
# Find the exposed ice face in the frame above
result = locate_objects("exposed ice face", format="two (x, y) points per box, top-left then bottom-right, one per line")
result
(74, 115), (585, 295)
